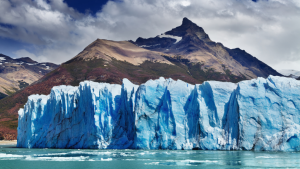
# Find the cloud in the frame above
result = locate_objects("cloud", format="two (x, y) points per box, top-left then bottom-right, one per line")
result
(0, 0), (299, 71)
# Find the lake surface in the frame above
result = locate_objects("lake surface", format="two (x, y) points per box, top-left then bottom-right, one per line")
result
(1, 144), (300, 169)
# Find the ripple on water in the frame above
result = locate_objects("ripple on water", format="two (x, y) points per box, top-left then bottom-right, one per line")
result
(1, 147), (300, 168)
(145, 159), (218, 166)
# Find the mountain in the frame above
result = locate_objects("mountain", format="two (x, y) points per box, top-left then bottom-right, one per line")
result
(0, 17), (282, 140)
(17, 76), (300, 151)
(0, 54), (59, 98)
(277, 69), (300, 79)
(132, 17), (281, 80)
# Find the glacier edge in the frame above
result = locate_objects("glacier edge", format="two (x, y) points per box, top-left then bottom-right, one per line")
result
(17, 76), (300, 151)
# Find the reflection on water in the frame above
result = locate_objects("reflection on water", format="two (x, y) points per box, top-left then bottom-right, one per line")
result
(1, 144), (300, 169)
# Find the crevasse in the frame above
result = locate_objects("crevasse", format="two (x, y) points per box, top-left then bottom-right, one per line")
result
(17, 76), (300, 151)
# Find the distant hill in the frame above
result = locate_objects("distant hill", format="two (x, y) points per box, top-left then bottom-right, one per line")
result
(277, 69), (300, 79)
(0, 17), (282, 140)
(0, 54), (59, 98)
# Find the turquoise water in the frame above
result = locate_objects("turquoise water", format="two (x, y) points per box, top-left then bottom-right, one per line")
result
(1, 144), (300, 169)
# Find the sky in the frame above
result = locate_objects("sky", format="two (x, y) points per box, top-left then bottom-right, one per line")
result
(0, 0), (299, 71)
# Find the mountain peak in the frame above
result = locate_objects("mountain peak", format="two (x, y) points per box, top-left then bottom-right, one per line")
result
(14, 57), (38, 63)
(182, 17), (195, 26)
(133, 18), (212, 51)
(164, 18), (211, 42)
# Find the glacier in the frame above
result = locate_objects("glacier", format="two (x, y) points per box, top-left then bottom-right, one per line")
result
(17, 76), (300, 151)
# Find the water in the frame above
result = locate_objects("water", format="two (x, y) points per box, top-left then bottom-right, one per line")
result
(1, 144), (300, 169)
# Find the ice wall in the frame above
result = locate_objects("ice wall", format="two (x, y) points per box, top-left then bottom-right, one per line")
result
(17, 76), (300, 151)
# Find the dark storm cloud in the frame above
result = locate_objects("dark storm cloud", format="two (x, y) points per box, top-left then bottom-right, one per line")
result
(0, 0), (299, 71)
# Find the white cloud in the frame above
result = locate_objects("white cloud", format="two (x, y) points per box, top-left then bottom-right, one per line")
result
(0, 0), (299, 71)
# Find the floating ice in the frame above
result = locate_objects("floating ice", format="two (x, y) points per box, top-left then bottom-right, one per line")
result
(17, 76), (300, 151)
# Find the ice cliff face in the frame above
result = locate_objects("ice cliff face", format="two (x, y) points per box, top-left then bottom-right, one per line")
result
(17, 76), (300, 151)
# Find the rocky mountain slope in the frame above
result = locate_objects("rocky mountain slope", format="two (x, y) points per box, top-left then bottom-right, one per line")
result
(0, 18), (282, 140)
(0, 54), (59, 98)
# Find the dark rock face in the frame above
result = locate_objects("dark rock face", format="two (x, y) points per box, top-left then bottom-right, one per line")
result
(0, 92), (7, 100)
(166, 17), (210, 41)
(225, 48), (282, 77)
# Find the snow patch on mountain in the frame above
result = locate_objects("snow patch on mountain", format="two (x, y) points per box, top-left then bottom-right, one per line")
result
(139, 44), (160, 48)
(158, 34), (182, 44)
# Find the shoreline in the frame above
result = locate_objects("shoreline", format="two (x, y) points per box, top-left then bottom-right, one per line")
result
(0, 140), (17, 145)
